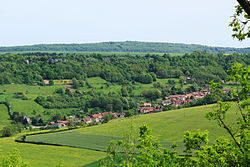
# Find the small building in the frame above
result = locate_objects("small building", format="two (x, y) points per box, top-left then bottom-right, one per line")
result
(143, 103), (152, 107)
(23, 116), (32, 125)
(162, 100), (172, 106)
(83, 117), (93, 124)
(139, 107), (154, 114)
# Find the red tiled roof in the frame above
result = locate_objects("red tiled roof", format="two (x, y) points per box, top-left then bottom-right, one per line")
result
(140, 107), (154, 111)
(57, 120), (68, 124)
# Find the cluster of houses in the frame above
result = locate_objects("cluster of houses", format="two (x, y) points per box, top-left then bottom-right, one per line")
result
(139, 103), (163, 114)
(49, 112), (125, 127)
(24, 88), (231, 128)
(140, 89), (231, 113)
(162, 89), (211, 107)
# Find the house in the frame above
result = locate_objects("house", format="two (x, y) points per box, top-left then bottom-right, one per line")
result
(168, 95), (186, 101)
(92, 113), (103, 122)
(143, 103), (152, 107)
(139, 107), (154, 114)
(120, 112), (125, 118)
(83, 117), (93, 124)
(73, 118), (81, 123)
(102, 112), (118, 119)
(162, 100), (171, 106)
(200, 89), (210, 95)
(23, 116), (32, 125)
(57, 120), (68, 124)
(50, 121), (67, 128)
(53, 123), (66, 128)
(154, 105), (163, 112)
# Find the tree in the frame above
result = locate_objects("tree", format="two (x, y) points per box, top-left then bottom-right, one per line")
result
(103, 113), (115, 123)
(72, 78), (80, 89)
(48, 79), (54, 86)
(1, 149), (28, 167)
(1, 126), (13, 137)
(229, 1), (250, 40)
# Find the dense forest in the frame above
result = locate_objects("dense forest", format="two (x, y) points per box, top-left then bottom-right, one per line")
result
(1, 41), (250, 54)
(0, 51), (249, 85)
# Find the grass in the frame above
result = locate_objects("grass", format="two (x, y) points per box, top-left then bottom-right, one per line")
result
(0, 84), (79, 120)
(26, 132), (122, 151)
(0, 103), (240, 166)
(10, 99), (44, 116)
(0, 135), (105, 167)
(0, 104), (11, 130)
(76, 104), (239, 143)
(54, 80), (72, 85)
(0, 84), (63, 95)
(25, 104), (239, 157)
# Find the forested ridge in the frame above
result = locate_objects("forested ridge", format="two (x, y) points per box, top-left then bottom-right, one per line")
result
(1, 41), (250, 54)
(0, 51), (249, 85)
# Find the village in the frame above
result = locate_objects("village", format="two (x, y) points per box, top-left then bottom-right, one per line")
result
(29, 88), (229, 128)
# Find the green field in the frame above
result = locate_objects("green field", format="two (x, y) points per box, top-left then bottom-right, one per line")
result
(0, 136), (105, 167)
(0, 103), (240, 166)
(0, 104), (11, 130)
(0, 84), (71, 119)
(26, 132), (122, 151)
(25, 104), (239, 154)
(53, 80), (73, 85)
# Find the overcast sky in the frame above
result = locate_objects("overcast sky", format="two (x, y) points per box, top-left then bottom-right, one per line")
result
(0, 0), (249, 47)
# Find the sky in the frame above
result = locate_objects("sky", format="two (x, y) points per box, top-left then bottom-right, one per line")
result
(0, 0), (249, 47)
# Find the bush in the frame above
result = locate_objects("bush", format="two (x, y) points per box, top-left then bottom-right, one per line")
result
(2, 126), (14, 137)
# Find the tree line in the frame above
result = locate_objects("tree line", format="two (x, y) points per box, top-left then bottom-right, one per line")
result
(0, 51), (249, 85)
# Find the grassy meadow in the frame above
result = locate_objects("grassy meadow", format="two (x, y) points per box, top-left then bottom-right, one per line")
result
(0, 135), (105, 167)
(0, 104), (11, 130)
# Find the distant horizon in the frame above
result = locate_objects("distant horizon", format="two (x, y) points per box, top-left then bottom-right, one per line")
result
(1, 40), (249, 49)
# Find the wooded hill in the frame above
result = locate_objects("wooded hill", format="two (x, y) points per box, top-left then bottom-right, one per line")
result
(1, 41), (250, 54)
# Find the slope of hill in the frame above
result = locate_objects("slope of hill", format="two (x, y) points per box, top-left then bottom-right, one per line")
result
(0, 41), (250, 54)
(23, 104), (239, 161)
(0, 104), (240, 166)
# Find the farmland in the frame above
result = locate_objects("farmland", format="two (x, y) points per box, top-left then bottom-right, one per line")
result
(25, 104), (239, 155)
(0, 104), (11, 129)
(0, 135), (106, 167)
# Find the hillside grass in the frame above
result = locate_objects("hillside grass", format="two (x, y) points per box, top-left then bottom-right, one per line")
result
(26, 132), (122, 151)
(76, 104), (239, 143)
(0, 135), (105, 167)
(0, 84), (71, 119)
(0, 104), (11, 130)
(25, 104), (240, 157)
